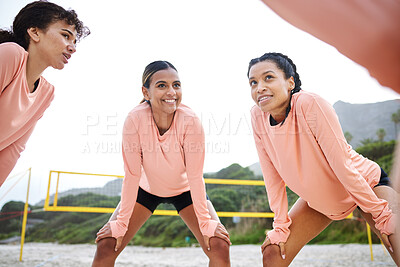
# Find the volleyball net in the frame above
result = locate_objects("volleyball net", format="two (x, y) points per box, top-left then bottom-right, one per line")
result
(44, 170), (276, 218)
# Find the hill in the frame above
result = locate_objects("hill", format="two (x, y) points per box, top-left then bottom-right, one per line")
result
(333, 99), (400, 147)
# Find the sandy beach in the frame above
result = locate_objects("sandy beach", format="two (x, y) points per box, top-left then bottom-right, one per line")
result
(0, 243), (396, 267)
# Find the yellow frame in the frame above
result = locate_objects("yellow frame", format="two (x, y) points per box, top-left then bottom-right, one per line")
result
(44, 170), (353, 219)
(44, 170), (276, 217)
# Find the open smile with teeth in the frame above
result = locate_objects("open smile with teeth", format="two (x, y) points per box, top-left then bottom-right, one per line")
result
(62, 53), (70, 63)
(258, 95), (272, 103)
(163, 99), (176, 103)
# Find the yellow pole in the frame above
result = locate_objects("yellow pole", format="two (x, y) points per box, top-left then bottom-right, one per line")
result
(19, 168), (31, 262)
(54, 172), (60, 207)
(366, 222), (374, 261)
(44, 171), (53, 210)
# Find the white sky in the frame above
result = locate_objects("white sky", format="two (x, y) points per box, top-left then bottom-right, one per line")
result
(0, 0), (399, 207)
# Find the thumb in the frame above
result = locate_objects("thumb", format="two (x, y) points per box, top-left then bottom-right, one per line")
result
(115, 236), (123, 252)
(279, 242), (286, 260)
(381, 234), (393, 253)
(203, 236), (211, 251)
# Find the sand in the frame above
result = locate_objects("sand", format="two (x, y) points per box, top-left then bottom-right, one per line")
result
(0, 243), (396, 267)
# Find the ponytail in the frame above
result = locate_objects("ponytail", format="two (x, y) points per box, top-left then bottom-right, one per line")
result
(0, 30), (16, 44)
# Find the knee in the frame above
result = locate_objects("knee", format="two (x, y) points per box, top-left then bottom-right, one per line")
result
(262, 245), (284, 267)
(208, 237), (230, 263)
(94, 237), (118, 261)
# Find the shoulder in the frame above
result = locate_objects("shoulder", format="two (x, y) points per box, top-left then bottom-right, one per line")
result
(123, 103), (151, 133)
(176, 104), (200, 123)
(128, 102), (151, 116)
(176, 103), (197, 118)
(251, 105), (263, 117)
(0, 42), (26, 61)
(176, 104), (204, 131)
(250, 105), (265, 126)
(293, 90), (332, 113)
(126, 103), (151, 123)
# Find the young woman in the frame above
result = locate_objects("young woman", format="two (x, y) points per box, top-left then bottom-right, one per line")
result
(0, 1), (89, 186)
(92, 61), (231, 267)
(248, 52), (399, 266)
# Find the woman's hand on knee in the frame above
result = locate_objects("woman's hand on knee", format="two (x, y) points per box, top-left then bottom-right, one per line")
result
(95, 222), (123, 252)
(204, 222), (231, 250)
(261, 235), (286, 260)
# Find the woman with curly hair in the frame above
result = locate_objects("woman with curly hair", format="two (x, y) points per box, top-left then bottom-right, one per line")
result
(0, 1), (90, 186)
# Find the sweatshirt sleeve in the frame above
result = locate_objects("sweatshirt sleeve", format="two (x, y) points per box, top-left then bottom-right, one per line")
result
(183, 116), (218, 238)
(260, 0), (400, 93)
(251, 109), (292, 244)
(109, 115), (142, 238)
(0, 125), (35, 186)
(0, 43), (25, 95)
(306, 96), (395, 235)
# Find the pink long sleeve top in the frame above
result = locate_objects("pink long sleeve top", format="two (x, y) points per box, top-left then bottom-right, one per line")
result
(0, 43), (54, 185)
(109, 103), (218, 239)
(261, 0), (400, 93)
(251, 90), (396, 245)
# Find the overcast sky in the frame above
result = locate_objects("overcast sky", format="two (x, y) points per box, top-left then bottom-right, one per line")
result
(1, 0), (399, 207)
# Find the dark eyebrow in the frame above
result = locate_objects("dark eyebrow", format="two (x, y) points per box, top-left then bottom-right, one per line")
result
(61, 28), (77, 43)
(249, 70), (275, 80)
(155, 80), (181, 84)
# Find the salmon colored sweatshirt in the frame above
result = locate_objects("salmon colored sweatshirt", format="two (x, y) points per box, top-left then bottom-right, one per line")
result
(109, 103), (218, 239)
(261, 0), (400, 93)
(251, 91), (396, 245)
(0, 43), (54, 185)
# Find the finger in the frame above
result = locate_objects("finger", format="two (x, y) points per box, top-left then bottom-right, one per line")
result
(279, 242), (286, 260)
(217, 229), (229, 239)
(216, 225), (231, 245)
(261, 237), (271, 252)
(204, 236), (211, 251)
(215, 233), (231, 245)
(96, 229), (105, 236)
(97, 225), (108, 233)
(381, 234), (394, 253)
(96, 227), (110, 238)
(115, 237), (123, 252)
(219, 227), (230, 238)
(95, 233), (105, 243)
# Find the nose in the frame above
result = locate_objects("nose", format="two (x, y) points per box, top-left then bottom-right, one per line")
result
(68, 43), (76, 54)
(256, 83), (266, 94)
(166, 86), (176, 96)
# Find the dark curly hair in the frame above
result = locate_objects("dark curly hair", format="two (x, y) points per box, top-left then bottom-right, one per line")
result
(0, 1), (90, 50)
(247, 52), (302, 125)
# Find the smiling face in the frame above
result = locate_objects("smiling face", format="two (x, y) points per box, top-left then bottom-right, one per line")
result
(248, 60), (295, 122)
(30, 20), (77, 70)
(142, 67), (182, 118)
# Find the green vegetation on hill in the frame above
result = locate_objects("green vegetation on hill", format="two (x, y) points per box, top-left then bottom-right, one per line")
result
(0, 140), (395, 246)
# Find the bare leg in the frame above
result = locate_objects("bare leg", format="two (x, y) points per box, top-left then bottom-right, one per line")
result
(179, 201), (230, 267)
(262, 198), (332, 267)
(359, 185), (399, 265)
(92, 203), (152, 267)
